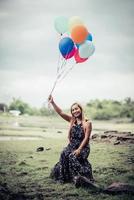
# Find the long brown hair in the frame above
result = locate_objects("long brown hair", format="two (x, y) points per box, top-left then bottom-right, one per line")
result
(68, 102), (86, 141)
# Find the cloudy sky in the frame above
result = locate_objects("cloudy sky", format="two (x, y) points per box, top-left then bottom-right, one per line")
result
(0, 0), (134, 108)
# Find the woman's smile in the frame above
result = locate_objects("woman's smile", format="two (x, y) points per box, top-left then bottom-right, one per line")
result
(73, 111), (81, 117)
(71, 105), (82, 118)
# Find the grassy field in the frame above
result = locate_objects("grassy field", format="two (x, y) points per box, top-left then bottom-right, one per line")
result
(0, 114), (134, 200)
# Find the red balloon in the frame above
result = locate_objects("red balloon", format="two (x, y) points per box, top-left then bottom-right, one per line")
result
(63, 46), (76, 59)
(74, 49), (88, 63)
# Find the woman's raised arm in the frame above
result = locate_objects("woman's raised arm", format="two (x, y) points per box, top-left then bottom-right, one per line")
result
(48, 95), (72, 122)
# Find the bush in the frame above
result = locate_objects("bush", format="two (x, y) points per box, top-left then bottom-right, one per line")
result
(86, 98), (134, 121)
(8, 97), (134, 120)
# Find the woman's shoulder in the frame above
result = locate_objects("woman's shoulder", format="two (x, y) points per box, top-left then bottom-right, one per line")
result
(83, 119), (92, 126)
(84, 118), (92, 124)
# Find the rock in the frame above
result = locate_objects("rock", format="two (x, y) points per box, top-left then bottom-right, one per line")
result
(57, 130), (62, 133)
(46, 148), (51, 151)
(98, 131), (134, 144)
(92, 134), (99, 139)
(73, 176), (100, 191)
(104, 130), (118, 134)
(28, 156), (33, 158)
(114, 141), (120, 145)
(19, 161), (27, 166)
(101, 135), (108, 139)
(127, 157), (134, 164)
(36, 147), (44, 152)
(104, 182), (134, 194)
(17, 172), (28, 176)
(117, 136), (134, 142)
(120, 131), (132, 135)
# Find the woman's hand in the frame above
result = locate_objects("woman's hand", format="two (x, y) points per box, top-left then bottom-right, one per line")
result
(73, 148), (81, 156)
(48, 95), (54, 104)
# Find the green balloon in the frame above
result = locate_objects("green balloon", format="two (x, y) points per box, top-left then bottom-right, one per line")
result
(54, 16), (68, 34)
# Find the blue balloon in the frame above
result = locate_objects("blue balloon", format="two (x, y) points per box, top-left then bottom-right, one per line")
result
(86, 33), (93, 41)
(76, 43), (79, 48)
(59, 37), (74, 56)
(76, 33), (93, 49)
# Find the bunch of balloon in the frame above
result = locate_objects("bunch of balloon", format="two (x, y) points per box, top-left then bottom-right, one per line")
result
(50, 16), (95, 95)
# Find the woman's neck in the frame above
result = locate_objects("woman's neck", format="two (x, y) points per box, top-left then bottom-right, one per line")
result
(75, 118), (82, 124)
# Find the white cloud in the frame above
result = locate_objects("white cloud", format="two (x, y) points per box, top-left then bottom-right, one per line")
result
(0, 0), (134, 108)
(1, 68), (133, 108)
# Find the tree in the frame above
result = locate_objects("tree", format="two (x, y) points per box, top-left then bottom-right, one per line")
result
(9, 98), (31, 114)
(0, 103), (8, 112)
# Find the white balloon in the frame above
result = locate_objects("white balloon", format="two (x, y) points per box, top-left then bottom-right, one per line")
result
(79, 41), (95, 58)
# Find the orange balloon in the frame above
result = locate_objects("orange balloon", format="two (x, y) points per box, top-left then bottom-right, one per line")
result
(71, 25), (88, 44)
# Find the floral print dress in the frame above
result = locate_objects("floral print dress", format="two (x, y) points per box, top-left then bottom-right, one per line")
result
(50, 123), (94, 183)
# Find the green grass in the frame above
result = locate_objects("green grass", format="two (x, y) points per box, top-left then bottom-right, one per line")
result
(0, 114), (134, 200)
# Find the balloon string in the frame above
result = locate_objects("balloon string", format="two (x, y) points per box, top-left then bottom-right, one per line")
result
(57, 52), (61, 74)
(60, 44), (71, 71)
(49, 58), (67, 95)
(56, 34), (62, 74)
(49, 43), (73, 96)
(58, 54), (64, 72)
(57, 59), (67, 78)
(58, 62), (77, 83)
(50, 78), (58, 95)
(59, 57), (66, 71)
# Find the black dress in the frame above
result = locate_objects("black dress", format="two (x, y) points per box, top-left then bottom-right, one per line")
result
(50, 123), (94, 183)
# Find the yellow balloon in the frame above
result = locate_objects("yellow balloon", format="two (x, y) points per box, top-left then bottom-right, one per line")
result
(68, 16), (84, 32)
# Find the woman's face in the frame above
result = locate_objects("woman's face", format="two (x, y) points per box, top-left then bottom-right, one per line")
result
(71, 104), (82, 118)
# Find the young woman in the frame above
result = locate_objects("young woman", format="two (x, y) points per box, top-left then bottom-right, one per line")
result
(48, 95), (94, 185)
